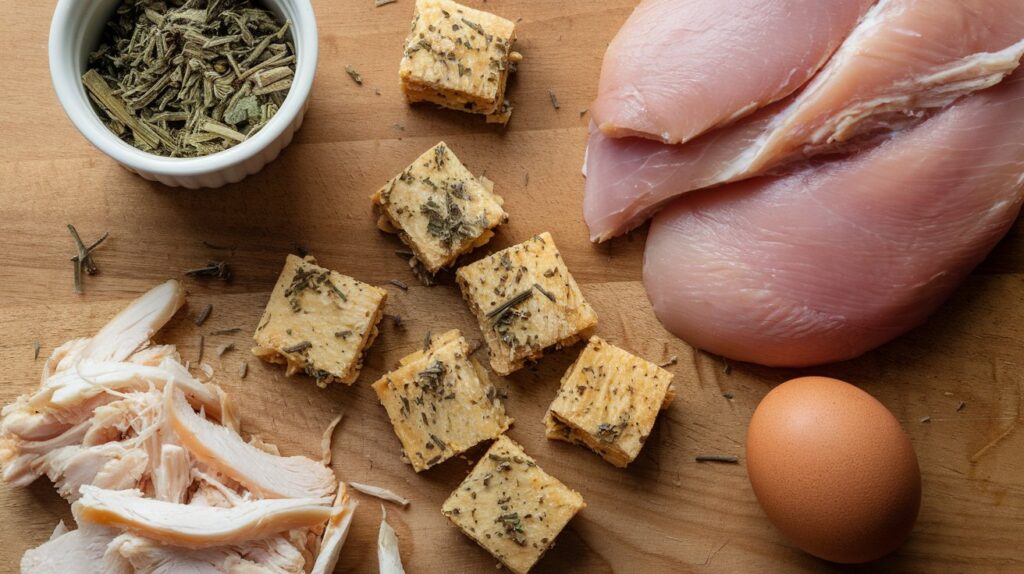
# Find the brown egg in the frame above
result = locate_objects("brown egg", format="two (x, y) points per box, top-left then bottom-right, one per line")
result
(746, 376), (921, 564)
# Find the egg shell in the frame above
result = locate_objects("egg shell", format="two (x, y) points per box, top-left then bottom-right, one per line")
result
(746, 376), (921, 564)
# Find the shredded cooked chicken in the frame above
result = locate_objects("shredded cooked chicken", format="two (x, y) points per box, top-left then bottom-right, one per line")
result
(0, 280), (357, 573)
(349, 482), (411, 507)
(321, 414), (343, 466)
(378, 505), (406, 574)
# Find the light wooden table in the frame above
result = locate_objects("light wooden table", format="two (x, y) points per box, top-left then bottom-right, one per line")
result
(1, 1), (1021, 572)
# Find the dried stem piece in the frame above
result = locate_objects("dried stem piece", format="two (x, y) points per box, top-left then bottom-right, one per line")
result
(67, 224), (109, 294)
(83, 1), (295, 157)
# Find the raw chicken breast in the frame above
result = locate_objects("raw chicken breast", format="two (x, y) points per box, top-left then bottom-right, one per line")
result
(76, 485), (334, 548)
(737, 0), (1024, 179)
(644, 72), (1024, 367)
(167, 387), (338, 500)
(585, 0), (1024, 241)
(584, 103), (786, 242)
(590, 0), (875, 144)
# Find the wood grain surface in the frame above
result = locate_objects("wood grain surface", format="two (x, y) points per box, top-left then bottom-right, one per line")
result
(1, 1), (1022, 573)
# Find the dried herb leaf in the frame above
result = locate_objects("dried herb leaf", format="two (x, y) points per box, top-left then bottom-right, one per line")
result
(83, 1), (295, 157)
(194, 304), (213, 326)
(283, 340), (312, 354)
(486, 289), (533, 321)
(695, 454), (739, 464)
(185, 261), (232, 281)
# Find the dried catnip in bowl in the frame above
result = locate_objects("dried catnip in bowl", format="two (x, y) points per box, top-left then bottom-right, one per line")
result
(82, 0), (297, 158)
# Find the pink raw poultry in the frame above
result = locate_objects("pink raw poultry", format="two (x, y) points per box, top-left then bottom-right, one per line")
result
(643, 72), (1024, 367)
(590, 0), (874, 144)
(585, 0), (1024, 242)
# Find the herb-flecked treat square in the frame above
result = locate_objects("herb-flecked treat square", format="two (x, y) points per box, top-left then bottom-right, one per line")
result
(372, 142), (508, 274)
(441, 435), (585, 574)
(399, 0), (523, 123)
(455, 232), (598, 376)
(252, 255), (387, 386)
(372, 329), (512, 472)
(544, 336), (675, 468)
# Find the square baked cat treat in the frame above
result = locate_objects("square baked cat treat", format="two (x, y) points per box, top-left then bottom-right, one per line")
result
(544, 336), (675, 467)
(456, 232), (598, 375)
(373, 142), (507, 274)
(253, 255), (386, 386)
(442, 435), (585, 574)
(372, 329), (512, 472)
(400, 0), (523, 123)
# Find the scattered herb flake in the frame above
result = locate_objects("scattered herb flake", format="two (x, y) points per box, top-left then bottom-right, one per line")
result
(283, 340), (313, 354)
(496, 512), (526, 546)
(346, 65), (364, 85)
(194, 303), (213, 326)
(920, 415), (931, 423)
(239, 361), (248, 379)
(957, 401), (966, 412)
(33, 341), (40, 361)
(210, 327), (242, 335)
(421, 194), (476, 249)
(389, 279), (409, 291)
(548, 89), (560, 110)
(695, 455), (739, 464)
(487, 289), (534, 322)
(216, 343), (235, 357)
(532, 283), (555, 302)
(659, 355), (678, 368)
(375, 0), (397, 6)
(185, 261), (232, 281)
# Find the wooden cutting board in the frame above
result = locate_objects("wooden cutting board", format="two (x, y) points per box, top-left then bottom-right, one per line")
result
(1, 1), (1021, 572)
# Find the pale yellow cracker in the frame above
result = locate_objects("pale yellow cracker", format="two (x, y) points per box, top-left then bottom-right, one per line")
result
(372, 329), (512, 472)
(399, 0), (523, 123)
(372, 142), (507, 273)
(442, 435), (585, 574)
(544, 337), (675, 467)
(455, 232), (598, 375)
(252, 255), (386, 386)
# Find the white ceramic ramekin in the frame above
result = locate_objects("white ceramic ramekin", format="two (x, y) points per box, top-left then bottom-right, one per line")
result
(49, 0), (317, 189)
